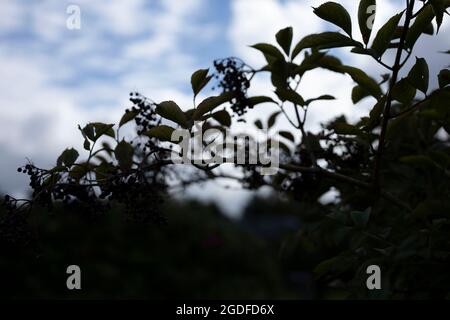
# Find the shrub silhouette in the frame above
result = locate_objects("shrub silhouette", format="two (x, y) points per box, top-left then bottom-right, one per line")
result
(2, 0), (450, 298)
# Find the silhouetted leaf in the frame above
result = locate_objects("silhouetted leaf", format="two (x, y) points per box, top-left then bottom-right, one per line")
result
(119, 109), (139, 128)
(406, 5), (434, 48)
(156, 101), (188, 128)
(371, 12), (403, 57)
(339, 66), (382, 99)
(275, 87), (305, 106)
(292, 32), (361, 60)
(305, 95), (336, 105)
(352, 85), (370, 104)
(268, 111), (281, 129)
(407, 57), (429, 94)
(211, 110), (231, 127)
(279, 131), (295, 142)
(247, 96), (276, 107)
(358, 0), (377, 44)
(114, 140), (134, 170)
(391, 78), (416, 104)
(143, 125), (175, 142)
(313, 2), (352, 37)
(251, 43), (285, 61)
(191, 68), (212, 97)
(57, 148), (79, 167)
(438, 69), (450, 88)
(276, 27), (293, 56)
(194, 92), (235, 120)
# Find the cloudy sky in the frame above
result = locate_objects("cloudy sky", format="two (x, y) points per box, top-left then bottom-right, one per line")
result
(0, 0), (448, 216)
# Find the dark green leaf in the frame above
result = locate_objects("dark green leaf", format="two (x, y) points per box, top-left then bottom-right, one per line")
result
(292, 32), (361, 60)
(211, 110), (231, 127)
(358, 0), (377, 44)
(352, 85), (370, 104)
(275, 87), (305, 106)
(114, 140), (134, 170)
(275, 27), (293, 56)
(391, 78), (416, 104)
(156, 101), (188, 128)
(57, 148), (79, 167)
(430, 0), (445, 32)
(438, 69), (450, 88)
(406, 5), (434, 48)
(194, 92), (235, 120)
(279, 131), (295, 142)
(143, 125), (175, 142)
(267, 111), (281, 129)
(191, 68), (211, 97)
(313, 2), (353, 37)
(407, 57), (429, 94)
(371, 12), (403, 57)
(305, 95), (336, 105)
(339, 66), (382, 99)
(247, 96), (276, 107)
(92, 122), (115, 141)
(119, 109), (139, 127)
(251, 43), (285, 61)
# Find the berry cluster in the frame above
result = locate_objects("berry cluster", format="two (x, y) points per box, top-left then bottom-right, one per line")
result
(213, 58), (252, 116)
(99, 173), (167, 224)
(129, 92), (159, 135)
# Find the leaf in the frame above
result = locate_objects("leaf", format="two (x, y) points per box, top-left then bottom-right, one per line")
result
(352, 85), (370, 104)
(407, 57), (429, 94)
(83, 139), (91, 151)
(114, 140), (134, 170)
(267, 111), (281, 129)
(430, 0), (445, 32)
(143, 125), (175, 142)
(92, 122), (115, 141)
(211, 110), (231, 127)
(247, 96), (276, 107)
(351, 208), (371, 228)
(438, 69), (450, 88)
(254, 119), (263, 130)
(156, 101), (188, 128)
(251, 43), (285, 61)
(339, 66), (382, 99)
(57, 148), (79, 167)
(333, 123), (361, 135)
(292, 32), (361, 60)
(279, 131), (295, 142)
(69, 164), (89, 181)
(194, 92), (235, 120)
(406, 5), (434, 48)
(119, 109), (139, 127)
(191, 68), (211, 97)
(391, 78), (416, 105)
(305, 95), (336, 105)
(371, 12), (403, 57)
(80, 124), (95, 141)
(275, 26), (293, 56)
(363, 97), (385, 130)
(313, 2), (353, 37)
(275, 87), (305, 106)
(358, 0), (377, 44)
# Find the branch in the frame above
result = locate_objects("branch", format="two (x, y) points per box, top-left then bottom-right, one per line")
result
(373, 0), (415, 190)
